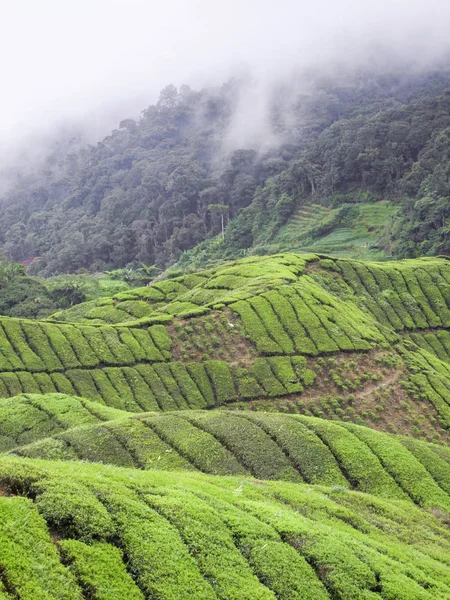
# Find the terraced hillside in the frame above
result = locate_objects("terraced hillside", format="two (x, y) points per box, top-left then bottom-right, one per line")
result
(2, 252), (450, 597)
(1, 455), (450, 599)
(0, 252), (446, 441)
(3, 396), (450, 509)
(271, 201), (398, 260)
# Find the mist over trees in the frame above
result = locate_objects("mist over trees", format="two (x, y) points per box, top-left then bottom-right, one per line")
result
(2, 64), (450, 274)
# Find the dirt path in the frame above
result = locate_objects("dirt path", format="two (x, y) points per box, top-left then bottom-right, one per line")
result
(356, 369), (403, 400)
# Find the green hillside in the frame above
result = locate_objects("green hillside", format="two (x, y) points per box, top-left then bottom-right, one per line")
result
(0, 253), (445, 441)
(266, 201), (398, 259)
(4, 67), (450, 274)
(5, 30), (450, 600)
(0, 457), (450, 599)
(1, 252), (450, 596)
(5, 398), (450, 508)
(179, 201), (399, 268)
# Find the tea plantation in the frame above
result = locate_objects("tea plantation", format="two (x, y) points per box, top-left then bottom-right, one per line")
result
(2, 253), (450, 597)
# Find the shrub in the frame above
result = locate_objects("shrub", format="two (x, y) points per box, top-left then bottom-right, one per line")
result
(1, 320), (45, 372)
(230, 300), (282, 355)
(186, 363), (215, 407)
(235, 367), (264, 399)
(60, 540), (144, 600)
(40, 323), (81, 369)
(122, 367), (160, 411)
(184, 412), (301, 481)
(136, 365), (178, 411)
(249, 295), (294, 354)
(57, 324), (99, 367)
(266, 289), (318, 355)
(245, 413), (347, 487)
(148, 325), (172, 357)
(168, 363), (207, 409)
(204, 361), (237, 404)
(50, 373), (76, 396)
(130, 328), (164, 361)
(0, 496), (80, 598)
(267, 356), (303, 394)
(80, 326), (118, 365)
(153, 364), (189, 410)
(102, 368), (139, 411)
(345, 422), (450, 509)
(297, 417), (407, 499)
(150, 414), (245, 475)
(16, 372), (41, 394)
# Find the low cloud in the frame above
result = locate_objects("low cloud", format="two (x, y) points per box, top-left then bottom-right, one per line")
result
(1, 0), (450, 172)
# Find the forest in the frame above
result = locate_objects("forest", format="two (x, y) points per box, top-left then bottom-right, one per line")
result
(3, 64), (450, 275)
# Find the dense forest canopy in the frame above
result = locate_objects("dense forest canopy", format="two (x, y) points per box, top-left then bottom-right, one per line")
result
(2, 62), (450, 274)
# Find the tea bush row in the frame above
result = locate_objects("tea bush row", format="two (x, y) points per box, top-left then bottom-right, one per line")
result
(0, 457), (448, 599)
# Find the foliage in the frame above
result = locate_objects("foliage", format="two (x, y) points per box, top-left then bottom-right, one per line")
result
(1, 250), (450, 593)
(0, 457), (448, 598)
(0, 253), (450, 445)
(0, 258), (135, 319)
(4, 68), (450, 274)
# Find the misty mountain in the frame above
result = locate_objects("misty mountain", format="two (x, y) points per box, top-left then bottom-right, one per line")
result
(2, 65), (450, 274)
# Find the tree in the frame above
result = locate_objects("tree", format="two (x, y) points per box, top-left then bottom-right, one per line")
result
(3, 70), (450, 273)
(274, 193), (295, 225)
(207, 204), (229, 238)
(157, 85), (178, 110)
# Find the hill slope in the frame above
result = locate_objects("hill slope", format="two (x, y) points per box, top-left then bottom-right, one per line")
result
(0, 253), (446, 440)
(0, 457), (450, 599)
(1, 252), (450, 595)
(176, 200), (399, 269)
(3, 66), (450, 273)
(4, 397), (450, 510)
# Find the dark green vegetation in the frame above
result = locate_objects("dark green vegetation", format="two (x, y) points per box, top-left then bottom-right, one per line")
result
(0, 259), (57, 319)
(4, 66), (450, 274)
(1, 252), (450, 596)
(0, 257), (134, 319)
(176, 200), (399, 270)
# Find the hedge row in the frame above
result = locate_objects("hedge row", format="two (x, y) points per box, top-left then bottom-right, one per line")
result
(60, 539), (144, 600)
(0, 457), (448, 599)
(0, 318), (171, 373)
(241, 413), (347, 486)
(11, 410), (450, 509)
(344, 421), (450, 509)
(401, 437), (450, 496)
(49, 255), (450, 340)
(407, 330), (450, 365)
(337, 258), (450, 331)
(0, 355), (319, 410)
(0, 496), (80, 598)
(52, 253), (310, 325)
(231, 277), (382, 356)
(296, 416), (408, 500)
(0, 393), (122, 452)
(401, 344), (450, 428)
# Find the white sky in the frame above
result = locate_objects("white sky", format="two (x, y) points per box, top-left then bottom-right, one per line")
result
(1, 0), (450, 149)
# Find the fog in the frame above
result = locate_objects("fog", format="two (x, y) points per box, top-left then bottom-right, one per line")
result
(2, 0), (450, 169)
